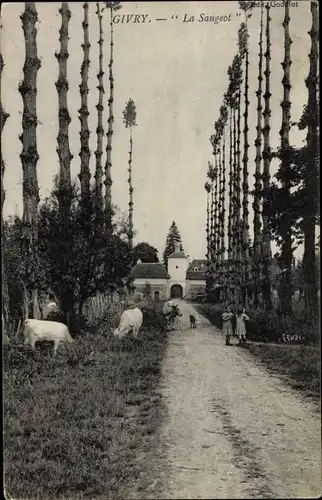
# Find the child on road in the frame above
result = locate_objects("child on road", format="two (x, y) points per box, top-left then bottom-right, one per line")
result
(222, 305), (234, 346)
(236, 307), (250, 344)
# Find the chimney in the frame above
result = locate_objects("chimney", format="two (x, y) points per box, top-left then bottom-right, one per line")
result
(174, 241), (181, 253)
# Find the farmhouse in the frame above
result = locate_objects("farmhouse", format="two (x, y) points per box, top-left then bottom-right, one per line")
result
(185, 259), (208, 299)
(130, 242), (207, 300)
(130, 262), (170, 300)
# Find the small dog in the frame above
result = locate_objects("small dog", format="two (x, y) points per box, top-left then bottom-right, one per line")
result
(189, 315), (197, 329)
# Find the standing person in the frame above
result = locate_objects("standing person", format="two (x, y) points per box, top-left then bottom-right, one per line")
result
(236, 307), (250, 344)
(222, 305), (234, 346)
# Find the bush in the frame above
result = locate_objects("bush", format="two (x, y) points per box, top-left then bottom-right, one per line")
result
(196, 304), (319, 344)
(140, 299), (166, 331)
(194, 303), (225, 329)
(246, 309), (319, 344)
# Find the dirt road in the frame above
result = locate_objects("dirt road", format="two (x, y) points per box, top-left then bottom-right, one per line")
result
(153, 300), (321, 499)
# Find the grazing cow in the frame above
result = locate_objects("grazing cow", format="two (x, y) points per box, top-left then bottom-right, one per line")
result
(113, 308), (143, 338)
(24, 319), (73, 356)
(162, 301), (182, 331)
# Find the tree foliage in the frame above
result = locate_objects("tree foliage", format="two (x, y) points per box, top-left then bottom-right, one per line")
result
(4, 178), (133, 328)
(123, 98), (137, 128)
(163, 221), (184, 269)
(3, 217), (24, 325)
(133, 242), (159, 263)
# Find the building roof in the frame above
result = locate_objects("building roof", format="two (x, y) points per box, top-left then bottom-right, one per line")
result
(167, 250), (187, 259)
(188, 259), (208, 270)
(130, 263), (170, 279)
(186, 259), (208, 280)
(167, 241), (187, 259)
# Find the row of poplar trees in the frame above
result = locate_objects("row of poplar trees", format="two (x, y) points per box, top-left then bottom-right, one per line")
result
(205, 0), (319, 318)
(1, 2), (139, 330)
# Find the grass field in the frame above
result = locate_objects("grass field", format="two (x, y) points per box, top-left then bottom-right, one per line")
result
(3, 316), (168, 499)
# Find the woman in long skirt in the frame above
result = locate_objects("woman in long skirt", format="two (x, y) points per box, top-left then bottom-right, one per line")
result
(222, 305), (234, 346)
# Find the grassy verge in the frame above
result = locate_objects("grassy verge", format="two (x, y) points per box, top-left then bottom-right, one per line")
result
(4, 316), (168, 499)
(196, 303), (320, 403)
(243, 343), (320, 403)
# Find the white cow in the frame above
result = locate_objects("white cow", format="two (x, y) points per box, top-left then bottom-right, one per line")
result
(113, 308), (143, 338)
(2, 332), (9, 345)
(24, 319), (74, 356)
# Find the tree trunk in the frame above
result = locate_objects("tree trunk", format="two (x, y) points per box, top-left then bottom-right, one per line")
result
(279, 1), (293, 316)
(78, 2), (91, 203)
(214, 159), (220, 263)
(253, 3), (264, 309)
(55, 3), (73, 326)
(242, 26), (250, 305)
(236, 89), (243, 306)
(104, 4), (115, 229)
(94, 2), (104, 222)
(232, 102), (242, 306)
(227, 107), (233, 303)
(207, 163), (216, 264)
(262, 4), (273, 310)
(128, 127), (134, 248)
(232, 104), (237, 286)
(1, 52), (10, 332)
(216, 146), (223, 296)
(19, 2), (41, 320)
(303, 0), (319, 317)
(220, 134), (226, 263)
(210, 179), (215, 262)
(220, 134), (227, 301)
(56, 2), (73, 221)
(205, 186), (210, 261)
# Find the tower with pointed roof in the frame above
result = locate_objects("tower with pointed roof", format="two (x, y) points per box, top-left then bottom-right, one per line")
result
(167, 242), (189, 298)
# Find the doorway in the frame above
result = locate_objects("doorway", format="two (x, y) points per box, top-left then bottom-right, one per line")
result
(170, 284), (183, 299)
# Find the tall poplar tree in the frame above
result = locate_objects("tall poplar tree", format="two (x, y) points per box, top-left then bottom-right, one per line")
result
(1, 52), (10, 331)
(123, 98), (137, 249)
(19, 2), (41, 319)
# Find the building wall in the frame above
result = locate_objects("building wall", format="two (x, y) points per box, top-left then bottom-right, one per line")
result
(168, 256), (188, 282)
(167, 256), (189, 298)
(186, 280), (206, 299)
(133, 278), (168, 300)
(132, 276), (206, 300)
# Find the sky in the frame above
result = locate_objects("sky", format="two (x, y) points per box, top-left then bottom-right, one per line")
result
(1, 1), (315, 262)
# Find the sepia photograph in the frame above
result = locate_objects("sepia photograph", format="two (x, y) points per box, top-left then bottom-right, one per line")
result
(1, 1), (320, 498)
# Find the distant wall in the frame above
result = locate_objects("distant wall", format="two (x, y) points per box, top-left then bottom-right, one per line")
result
(133, 281), (168, 300)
